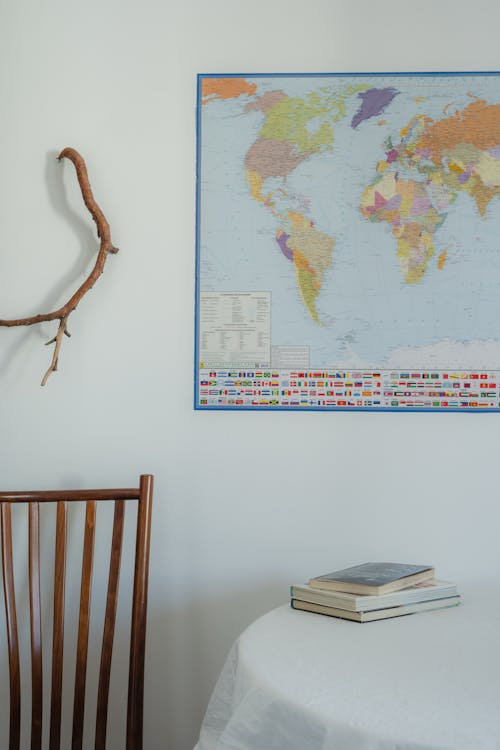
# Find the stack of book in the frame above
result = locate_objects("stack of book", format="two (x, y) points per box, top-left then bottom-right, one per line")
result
(291, 562), (461, 623)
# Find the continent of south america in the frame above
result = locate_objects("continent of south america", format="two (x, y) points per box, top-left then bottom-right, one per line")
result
(276, 212), (335, 322)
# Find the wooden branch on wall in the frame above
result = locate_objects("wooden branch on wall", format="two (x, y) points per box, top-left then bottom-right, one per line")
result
(0, 148), (118, 385)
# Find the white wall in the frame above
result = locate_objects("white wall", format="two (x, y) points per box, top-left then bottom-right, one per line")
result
(0, 0), (499, 747)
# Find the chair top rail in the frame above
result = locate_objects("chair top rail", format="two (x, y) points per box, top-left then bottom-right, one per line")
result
(0, 488), (141, 503)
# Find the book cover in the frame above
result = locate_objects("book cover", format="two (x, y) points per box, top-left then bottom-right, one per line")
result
(291, 579), (458, 612)
(291, 595), (461, 623)
(309, 562), (434, 595)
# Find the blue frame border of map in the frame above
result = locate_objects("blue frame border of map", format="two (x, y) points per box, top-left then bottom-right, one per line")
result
(195, 71), (500, 412)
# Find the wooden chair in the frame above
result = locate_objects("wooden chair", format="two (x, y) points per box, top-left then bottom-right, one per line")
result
(0, 474), (153, 750)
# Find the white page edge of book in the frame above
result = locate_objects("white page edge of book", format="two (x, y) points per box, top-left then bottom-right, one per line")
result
(291, 580), (459, 612)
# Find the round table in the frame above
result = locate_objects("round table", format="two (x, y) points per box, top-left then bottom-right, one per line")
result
(194, 584), (500, 750)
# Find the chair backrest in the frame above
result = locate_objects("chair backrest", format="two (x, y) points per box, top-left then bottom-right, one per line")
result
(0, 474), (153, 750)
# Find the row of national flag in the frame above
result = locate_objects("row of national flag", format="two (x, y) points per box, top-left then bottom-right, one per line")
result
(198, 370), (500, 410)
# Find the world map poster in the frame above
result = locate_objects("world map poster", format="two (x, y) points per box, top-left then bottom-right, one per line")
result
(195, 73), (500, 411)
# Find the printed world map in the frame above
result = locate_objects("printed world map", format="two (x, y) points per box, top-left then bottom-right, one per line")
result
(196, 74), (500, 410)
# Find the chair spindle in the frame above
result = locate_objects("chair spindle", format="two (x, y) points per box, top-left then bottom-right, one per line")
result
(127, 475), (153, 750)
(49, 501), (67, 750)
(72, 500), (97, 749)
(95, 499), (126, 750)
(29, 502), (43, 750)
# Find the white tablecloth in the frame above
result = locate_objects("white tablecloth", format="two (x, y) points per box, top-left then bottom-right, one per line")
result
(194, 584), (500, 750)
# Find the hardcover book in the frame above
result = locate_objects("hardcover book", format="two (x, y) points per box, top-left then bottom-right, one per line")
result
(309, 562), (434, 595)
(291, 595), (461, 623)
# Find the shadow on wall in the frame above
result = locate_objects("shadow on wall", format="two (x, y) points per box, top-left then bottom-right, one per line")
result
(145, 583), (288, 750)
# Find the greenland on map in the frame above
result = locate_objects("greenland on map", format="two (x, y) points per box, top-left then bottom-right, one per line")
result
(195, 73), (500, 411)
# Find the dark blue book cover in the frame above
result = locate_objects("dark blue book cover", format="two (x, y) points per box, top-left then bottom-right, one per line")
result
(310, 563), (434, 593)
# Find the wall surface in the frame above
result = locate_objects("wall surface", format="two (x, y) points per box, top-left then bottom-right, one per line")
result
(0, 1), (499, 748)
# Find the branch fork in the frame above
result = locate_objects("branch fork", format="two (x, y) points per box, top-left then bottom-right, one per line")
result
(0, 148), (118, 385)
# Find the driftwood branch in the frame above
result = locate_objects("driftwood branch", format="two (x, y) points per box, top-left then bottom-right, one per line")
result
(0, 148), (118, 385)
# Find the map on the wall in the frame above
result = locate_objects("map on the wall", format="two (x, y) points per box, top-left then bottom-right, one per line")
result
(195, 73), (500, 411)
